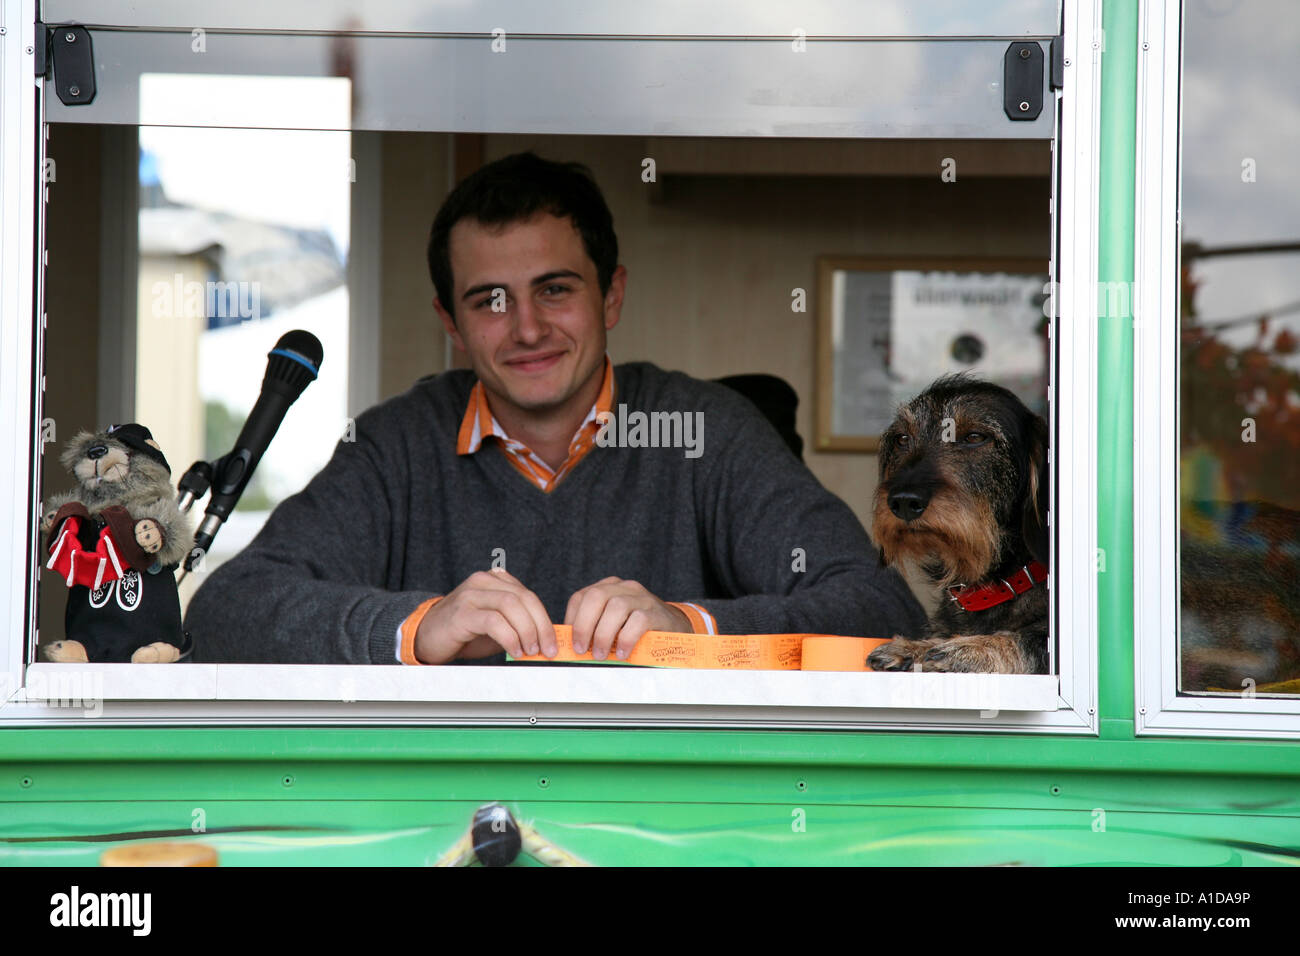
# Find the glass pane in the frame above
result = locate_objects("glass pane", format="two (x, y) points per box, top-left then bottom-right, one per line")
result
(1179, 0), (1300, 696)
(46, 34), (1054, 139)
(44, 0), (1060, 37)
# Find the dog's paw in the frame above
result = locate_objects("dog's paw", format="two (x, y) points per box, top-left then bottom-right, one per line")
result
(920, 640), (961, 672)
(868, 637), (937, 672)
(921, 632), (1029, 673)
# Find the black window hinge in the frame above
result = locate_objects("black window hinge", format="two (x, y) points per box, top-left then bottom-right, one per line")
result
(42, 23), (97, 105)
(1050, 32), (1065, 90)
(33, 21), (47, 78)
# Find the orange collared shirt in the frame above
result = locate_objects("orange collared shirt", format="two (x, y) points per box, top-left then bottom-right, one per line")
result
(455, 354), (615, 492)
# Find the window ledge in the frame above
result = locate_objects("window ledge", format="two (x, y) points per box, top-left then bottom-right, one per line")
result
(19, 663), (1060, 711)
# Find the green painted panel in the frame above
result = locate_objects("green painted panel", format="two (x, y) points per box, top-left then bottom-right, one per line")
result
(3, 733), (1297, 865)
(4, 756), (1300, 813)
(4, 729), (1297, 777)
(2, 801), (1296, 867)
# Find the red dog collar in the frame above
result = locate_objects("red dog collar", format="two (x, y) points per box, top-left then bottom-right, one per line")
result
(947, 561), (1048, 612)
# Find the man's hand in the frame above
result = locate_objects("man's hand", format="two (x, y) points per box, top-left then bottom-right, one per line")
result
(564, 577), (691, 660)
(414, 568), (556, 664)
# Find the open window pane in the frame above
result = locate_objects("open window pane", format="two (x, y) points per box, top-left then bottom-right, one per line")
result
(21, 8), (1088, 727)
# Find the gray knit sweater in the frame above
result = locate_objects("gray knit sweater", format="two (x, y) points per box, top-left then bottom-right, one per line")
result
(184, 362), (926, 664)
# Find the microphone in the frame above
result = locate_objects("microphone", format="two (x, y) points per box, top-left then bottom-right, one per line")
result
(185, 330), (322, 571)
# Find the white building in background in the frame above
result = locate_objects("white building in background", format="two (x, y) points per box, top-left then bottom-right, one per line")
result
(138, 198), (349, 608)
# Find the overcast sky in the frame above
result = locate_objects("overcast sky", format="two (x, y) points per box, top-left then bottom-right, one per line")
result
(139, 75), (352, 257)
(1182, 0), (1300, 339)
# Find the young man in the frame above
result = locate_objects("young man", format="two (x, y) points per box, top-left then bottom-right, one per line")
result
(184, 152), (926, 664)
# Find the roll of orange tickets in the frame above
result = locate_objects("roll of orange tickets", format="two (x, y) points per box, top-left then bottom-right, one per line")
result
(510, 625), (889, 671)
(100, 842), (219, 867)
(800, 636), (872, 671)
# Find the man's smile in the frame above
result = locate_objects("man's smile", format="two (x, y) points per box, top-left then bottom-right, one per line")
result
(503, 349), (566, 374)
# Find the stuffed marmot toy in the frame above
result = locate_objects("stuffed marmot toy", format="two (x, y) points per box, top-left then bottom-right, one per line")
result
(40, 424), (193, 663)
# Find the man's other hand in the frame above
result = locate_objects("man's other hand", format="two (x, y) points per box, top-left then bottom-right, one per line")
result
(564, 577), (692, 660)
(414, 568), (556, 664)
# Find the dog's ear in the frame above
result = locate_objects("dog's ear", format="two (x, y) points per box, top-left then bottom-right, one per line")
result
(1021, 413), (1050, 565)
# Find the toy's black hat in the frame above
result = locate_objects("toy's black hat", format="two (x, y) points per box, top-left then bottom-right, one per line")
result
(105, 423), (171, 474)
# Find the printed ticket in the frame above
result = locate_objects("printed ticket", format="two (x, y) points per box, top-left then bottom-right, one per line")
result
(510, 625), (888, 671)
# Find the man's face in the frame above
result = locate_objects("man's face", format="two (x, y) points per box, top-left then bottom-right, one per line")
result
(434, 212), (625, 419)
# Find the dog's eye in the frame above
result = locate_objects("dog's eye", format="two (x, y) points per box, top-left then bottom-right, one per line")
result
(894, 434), (910, 448)
(962, 432), (989, 445)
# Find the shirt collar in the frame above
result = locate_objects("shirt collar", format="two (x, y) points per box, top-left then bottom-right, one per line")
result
(457, 354), (615, 456)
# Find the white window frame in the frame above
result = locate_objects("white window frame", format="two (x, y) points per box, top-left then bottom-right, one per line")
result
(1133, 0), (1300, 739)
(2, 0), (1102, 732)
(1, 0), (43, 714)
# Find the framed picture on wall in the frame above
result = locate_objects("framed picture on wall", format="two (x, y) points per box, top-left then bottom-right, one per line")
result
(815, 256), (1051, 453)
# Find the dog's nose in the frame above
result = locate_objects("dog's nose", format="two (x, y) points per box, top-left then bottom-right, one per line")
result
(888, 490), (930, 522)
(86, 444), (108, 460)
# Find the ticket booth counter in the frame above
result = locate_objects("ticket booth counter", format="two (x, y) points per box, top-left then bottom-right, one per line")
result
(0, 0), (1296, 866)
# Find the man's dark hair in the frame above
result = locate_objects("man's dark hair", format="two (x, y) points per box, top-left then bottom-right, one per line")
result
(427, 151), (619, 322)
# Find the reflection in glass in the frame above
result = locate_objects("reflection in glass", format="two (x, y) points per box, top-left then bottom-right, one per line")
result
(818, 260), (1049, 452)
(47, 35), (1053, 141)
(1179, 1), (1300, 695)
